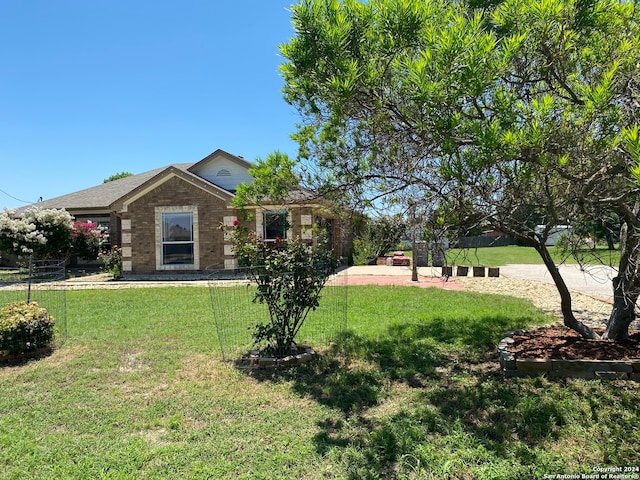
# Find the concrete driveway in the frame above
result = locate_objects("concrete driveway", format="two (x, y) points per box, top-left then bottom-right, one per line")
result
(343, 263), (617, 302)
(498, 264), (617, 303)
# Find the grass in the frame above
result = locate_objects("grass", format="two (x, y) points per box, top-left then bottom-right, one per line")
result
(445, 244), (621, 267)
(1, 286), (639, 479)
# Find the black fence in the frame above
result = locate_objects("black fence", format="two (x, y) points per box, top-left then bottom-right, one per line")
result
(207, 266), (347, 362)
(455, 234), (517, 249)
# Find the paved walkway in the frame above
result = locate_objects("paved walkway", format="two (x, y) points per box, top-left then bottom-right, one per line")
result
(59, 263), (617, 301)
(338, 264), (616, 302)
(334, 265), (465, 290)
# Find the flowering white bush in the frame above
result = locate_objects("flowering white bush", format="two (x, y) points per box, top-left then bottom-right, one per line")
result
(0, 207), (84, 259)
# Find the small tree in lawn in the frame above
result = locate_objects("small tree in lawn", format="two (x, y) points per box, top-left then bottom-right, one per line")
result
(223, 221), (338, 357)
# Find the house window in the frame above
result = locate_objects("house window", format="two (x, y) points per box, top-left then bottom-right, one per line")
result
(263, 211), (288, 241)
(162, 212), (194, 265)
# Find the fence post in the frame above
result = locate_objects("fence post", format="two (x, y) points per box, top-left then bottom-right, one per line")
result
(27, 256), (33, 303)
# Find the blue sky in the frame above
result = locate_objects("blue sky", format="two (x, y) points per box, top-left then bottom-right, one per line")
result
(0, 1), (300, 209)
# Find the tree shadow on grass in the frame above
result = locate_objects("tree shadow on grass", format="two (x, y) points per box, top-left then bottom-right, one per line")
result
(316, 375), (579, 479)
(245, 310), (506, 415)
(247, 311), (542, 409)
(242, 312), (600, 478)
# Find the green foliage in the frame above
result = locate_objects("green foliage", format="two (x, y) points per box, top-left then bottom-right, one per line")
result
(232, 151), (300, 216)
(280, 0), (640, 340)
(71, 221), (103, 260)
(352, 237), (379, 265)
(98, 246), (122, 279)
(103, 172), (133, 183)
(223, 223), (338, 356)
(0, 207), (74, 258)
(0, 208), (103, 262)
(0, 301), (55, 356)
(352, 215), (407, 265)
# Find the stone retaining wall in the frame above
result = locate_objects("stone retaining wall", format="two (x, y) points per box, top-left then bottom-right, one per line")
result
(235, 345), (317, 369)
(498, 333), (640, 380)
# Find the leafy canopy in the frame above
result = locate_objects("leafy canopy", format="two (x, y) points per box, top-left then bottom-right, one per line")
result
(280, 0), (640, 340)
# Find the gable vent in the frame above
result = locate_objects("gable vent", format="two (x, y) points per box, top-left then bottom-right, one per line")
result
(217, 169), (231, 177)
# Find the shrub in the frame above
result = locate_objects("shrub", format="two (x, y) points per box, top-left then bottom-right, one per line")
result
(352, 237), (378, 265)
(0, 208), (103, 262)
(98, 246), (122, 279)
(0, 301), (55, 356)
(222, 222), (338, 357)
(352, 215), (407, 265)
(71, 221), (103, 260)
(0, 207), (73, 258)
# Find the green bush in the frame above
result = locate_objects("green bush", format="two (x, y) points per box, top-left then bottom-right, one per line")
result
(352, 237), (378, 265)
(352, 215), (407, 265)
(0, 302), (55, 356)
(222, 222), (338, 357)
(98, 246), (123, 279)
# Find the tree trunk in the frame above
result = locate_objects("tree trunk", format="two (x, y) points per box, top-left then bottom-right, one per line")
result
(604, 228), (615, 251)
(602, 217), (640, 340)
(535, 243), (600, 339)
(493, 222), (601, 339)
(603, 275), (638, 340)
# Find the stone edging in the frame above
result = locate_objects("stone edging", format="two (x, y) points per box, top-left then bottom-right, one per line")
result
(498, 331), (640, 380)
(235, 345), (317, 369)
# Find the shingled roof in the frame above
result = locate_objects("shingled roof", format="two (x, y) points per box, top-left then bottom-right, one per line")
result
(14, 164), (195, 214)
(13, 152), (324, 216)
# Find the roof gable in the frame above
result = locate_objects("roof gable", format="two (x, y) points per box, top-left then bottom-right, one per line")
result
(188, 149), (253, 192)
(13, 149), (255, 216)
(113, 166), (235, 211)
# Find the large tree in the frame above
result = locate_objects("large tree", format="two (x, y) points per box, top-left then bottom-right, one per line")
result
(280, 0), (640, 340)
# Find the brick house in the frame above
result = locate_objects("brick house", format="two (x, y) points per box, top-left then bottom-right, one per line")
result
(18, 149), (353, 276)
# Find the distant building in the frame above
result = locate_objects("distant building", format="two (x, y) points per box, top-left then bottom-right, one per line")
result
(534, 225), (572, 246)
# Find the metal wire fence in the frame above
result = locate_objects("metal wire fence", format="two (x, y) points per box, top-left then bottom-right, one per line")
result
(207, 267), (348, 361)
(0, 259), (67, 349)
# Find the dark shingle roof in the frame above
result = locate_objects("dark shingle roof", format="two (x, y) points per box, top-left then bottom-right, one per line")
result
(14, 164), (194, 213)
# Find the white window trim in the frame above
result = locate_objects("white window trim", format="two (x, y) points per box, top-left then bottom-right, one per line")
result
(260, 209), (292, 242)
(155, 206), (200, 270)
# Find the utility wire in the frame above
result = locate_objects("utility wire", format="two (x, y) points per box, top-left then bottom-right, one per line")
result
(0, 187), (36, 204)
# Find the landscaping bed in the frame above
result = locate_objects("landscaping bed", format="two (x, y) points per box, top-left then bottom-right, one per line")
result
(499, 325), (640, 380)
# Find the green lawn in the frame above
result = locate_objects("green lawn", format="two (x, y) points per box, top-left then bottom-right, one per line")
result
(445, 245), (621, 267)
(1, 286), (638, 479)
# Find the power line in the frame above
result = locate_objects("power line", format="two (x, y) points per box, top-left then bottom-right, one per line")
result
(0, 188), (36, 205)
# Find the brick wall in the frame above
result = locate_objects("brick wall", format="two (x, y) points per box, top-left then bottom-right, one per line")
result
(121, 176), (232, 274)
(116, 177), (355, 274)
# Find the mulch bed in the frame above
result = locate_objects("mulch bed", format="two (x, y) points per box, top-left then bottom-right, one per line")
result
(508, 326), (640, 361)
